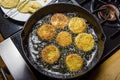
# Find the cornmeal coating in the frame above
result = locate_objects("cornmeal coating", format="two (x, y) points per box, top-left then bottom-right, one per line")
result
(41, 45), (60, 64)
(68, 17), (86, 34)
(75, 33), (95, 52)
(56, 31), (72, 47)
(37, 24), (56, 40)
(66, 53), (83, 72)
(51, 13), (69, 29)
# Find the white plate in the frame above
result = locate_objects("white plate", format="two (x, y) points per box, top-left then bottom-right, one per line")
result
(1, 0), (57, 22)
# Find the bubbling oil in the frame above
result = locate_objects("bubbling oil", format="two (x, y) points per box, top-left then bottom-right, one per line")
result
(28, 12), (98, 77)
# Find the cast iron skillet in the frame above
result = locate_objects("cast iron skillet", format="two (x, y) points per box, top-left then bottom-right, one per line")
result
(21, 3), (106, 79)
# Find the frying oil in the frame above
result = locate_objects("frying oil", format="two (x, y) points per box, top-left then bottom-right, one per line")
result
(28, 12), (98, 77)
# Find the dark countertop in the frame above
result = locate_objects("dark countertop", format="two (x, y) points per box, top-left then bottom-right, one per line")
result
(0, 8), (23, 39)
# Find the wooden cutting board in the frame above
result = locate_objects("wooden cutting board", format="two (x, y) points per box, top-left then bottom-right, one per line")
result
(88, 49), (120, 80)
(0, 34), (4, 42)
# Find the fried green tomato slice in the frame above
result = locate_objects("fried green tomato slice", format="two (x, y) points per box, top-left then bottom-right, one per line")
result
(56, 31), (72, 47)
(50, 13), (69, 29)
(75, 33), (95, 52)
(66, 53), (83, 72)
(68, 17), (86, 34)
(41, 45), (60, 64)
(37, 24), (56, 40)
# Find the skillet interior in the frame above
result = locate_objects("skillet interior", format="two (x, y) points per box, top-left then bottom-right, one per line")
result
(21, 3), (105, 79)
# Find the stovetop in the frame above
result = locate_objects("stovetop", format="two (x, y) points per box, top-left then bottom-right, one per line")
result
(0, 0), (120, 60)
(0, 0), (120, 80)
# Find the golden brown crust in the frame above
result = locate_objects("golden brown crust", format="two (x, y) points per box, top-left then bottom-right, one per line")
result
(66, 53), (83, 72)
(41, 45), (60, 64)
(50, 13), (69, 29)
(37, 24), (56, 40)
(56, 31), (72, 47)
(68, 17), (86, 34)
(75, 33), (94, 52)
